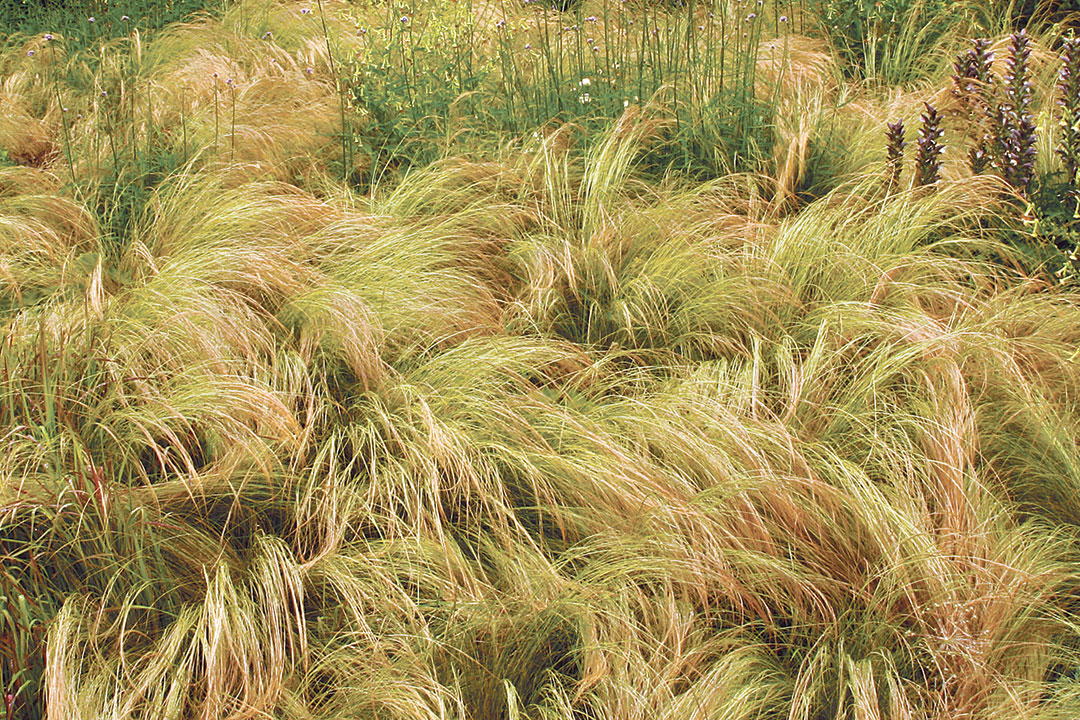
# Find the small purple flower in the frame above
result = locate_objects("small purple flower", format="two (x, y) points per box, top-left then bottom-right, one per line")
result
(27, 49), (34, 57)
(585, 15), (597, 22)
(44, 33), (53, 41)
(305, 66), (314, 74)
(262, 31), (272, 39)
(524, 43), (531, 49)
(121, 15), (130, 21)
(400, 16), (409, 24)
(88, 16), (95, 22)
(779, 15), (788, 22)
(301, 7), (310, 13)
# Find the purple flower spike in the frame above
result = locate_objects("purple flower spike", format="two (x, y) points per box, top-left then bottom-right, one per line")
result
(885, 119), (905, 188)
(915, 103), (945, 188)
(997, 30), (1037, 190)
(1057, 37), (1080, 183)
(951, 38), (996, 174)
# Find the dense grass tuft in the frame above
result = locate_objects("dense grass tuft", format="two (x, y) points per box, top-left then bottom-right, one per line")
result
(2, 2), (1080, 719)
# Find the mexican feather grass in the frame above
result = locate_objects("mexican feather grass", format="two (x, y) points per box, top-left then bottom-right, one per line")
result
(2, 2), (1080, 718)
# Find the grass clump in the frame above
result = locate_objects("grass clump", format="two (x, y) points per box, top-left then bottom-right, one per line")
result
(3, 1), (1080, 719)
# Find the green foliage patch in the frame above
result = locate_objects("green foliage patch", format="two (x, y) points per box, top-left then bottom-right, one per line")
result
(0, 0), (228, 49)
(343, 0), (782, 186)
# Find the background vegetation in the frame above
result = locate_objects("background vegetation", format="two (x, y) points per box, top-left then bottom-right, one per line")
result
(3, 0), (1080, 718)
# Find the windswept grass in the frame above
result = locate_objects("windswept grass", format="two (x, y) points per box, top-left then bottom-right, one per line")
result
(2, 1), (1080, 719)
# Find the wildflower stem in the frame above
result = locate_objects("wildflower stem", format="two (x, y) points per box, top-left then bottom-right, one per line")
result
(316, 0), (350, 176)
(54, 88), (77, 187)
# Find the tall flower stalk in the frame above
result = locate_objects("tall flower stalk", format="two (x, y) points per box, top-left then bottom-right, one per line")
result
(998, 30), (1037, 191)
(915, 102), (944, 187)
(952, 37), (995, 173)
(885, 119), (905, 189)
(1056, 37), (1080, 185)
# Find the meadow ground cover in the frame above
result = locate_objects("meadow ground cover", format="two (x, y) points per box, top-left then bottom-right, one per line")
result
(3, 0), (1080, 718)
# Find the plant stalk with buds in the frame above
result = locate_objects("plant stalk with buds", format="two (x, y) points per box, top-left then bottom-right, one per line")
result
(885, 119), (905, 189)
(952, 37), (995, 173)
(915, 102), (945, 187)
(1057, 37), (1080, 185)
(998, 30), (1037, 191)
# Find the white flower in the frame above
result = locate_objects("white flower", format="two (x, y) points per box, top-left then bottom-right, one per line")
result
(579, 77), (591, 86)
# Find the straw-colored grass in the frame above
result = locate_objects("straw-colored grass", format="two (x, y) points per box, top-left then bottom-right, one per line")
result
(2, 1), (1080, 719)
